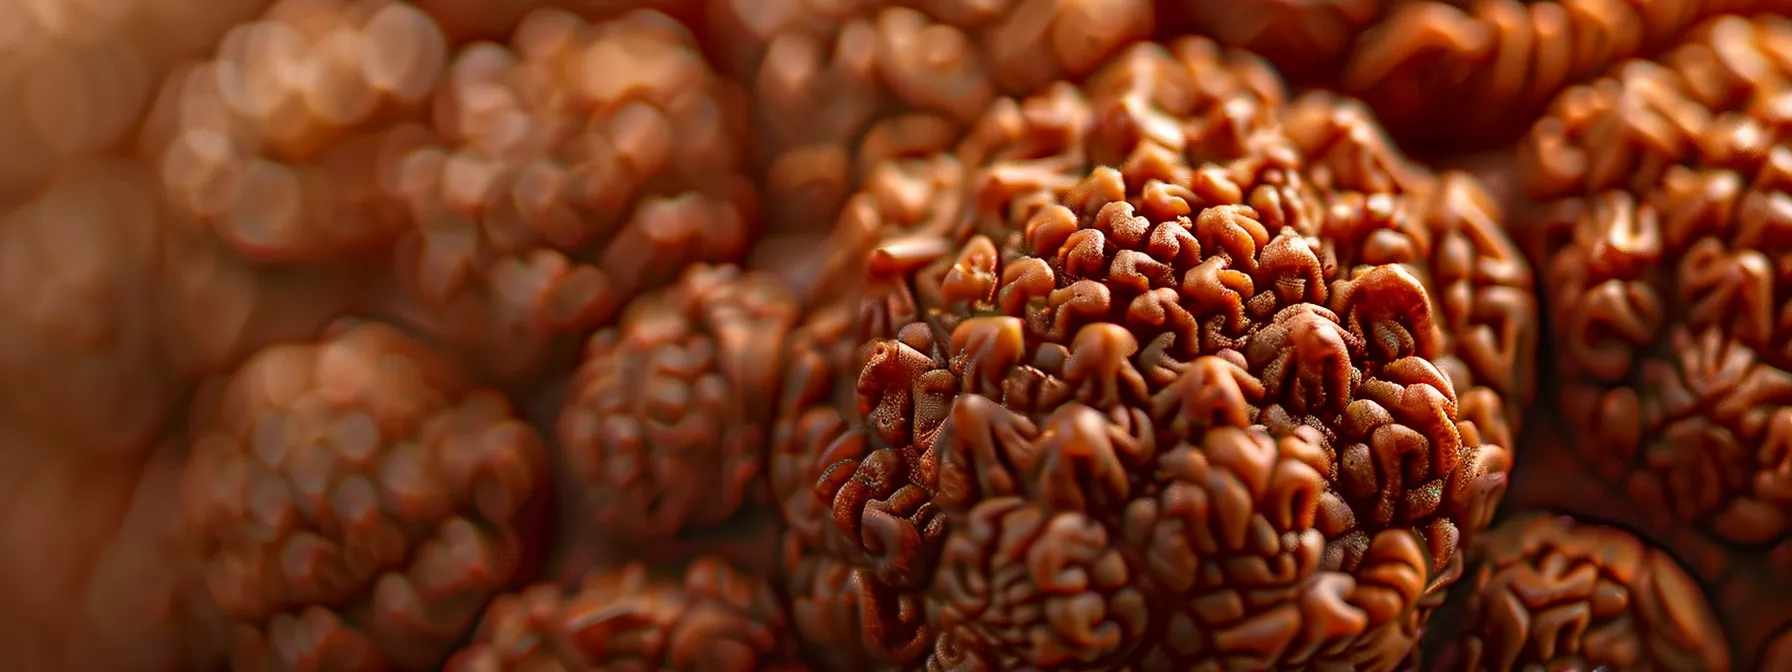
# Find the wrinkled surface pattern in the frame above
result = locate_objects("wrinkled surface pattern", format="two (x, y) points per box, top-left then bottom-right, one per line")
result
(709, 0), (1155, 237)
(558, 264), (799, 545)
(1525, 15), (1792, 552)
(386, 7), (757, 379)
(148, 0), (448, 264)
(773, 35), (1535, 671)
(181, 321), (550, 671)
(445, 556), (800, 671)
(1166, 0), (1395, 81)
(1437, 512), (1731, 672)
(16, 1), (1778, 671)
(1337, 0), (1782, 152)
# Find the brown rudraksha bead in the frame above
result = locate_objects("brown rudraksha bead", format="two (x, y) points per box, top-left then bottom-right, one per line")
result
(708, 0), (1155, 237)
(773, 35), (1535, 671)
(444, 556), (802, 671)
(1338, 0), (1790, 154)
(1158, 0), (1402, 82)
(1523, 15), (1792, 666)
(557, 264), (799, 549)
(385, 7), (757, 381)
(1431, 512), (1731, 672)
(1524, 12), (1792, 558)
(179, 320), (552, 671)
(147, 0), (450, 264)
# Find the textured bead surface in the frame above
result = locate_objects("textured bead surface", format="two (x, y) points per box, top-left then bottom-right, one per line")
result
(180, 321), (551, 671)
(773, 35), (1535, 671)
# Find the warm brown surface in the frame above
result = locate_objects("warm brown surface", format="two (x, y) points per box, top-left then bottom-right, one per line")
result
(769, 35), (1534, 671)
(557, 264), (797, 547)
(1161, 0), (1401, 81)
(146, 0), (447, 265)
(1435, 512), (1731, 672)
(0, 157), (361, 670)
(708, 0), (1154, 237)
(7, 1), (1792, 671)
(380, 8), (757, 382)
(1336, 0), (1787, 154)
(444, 556), (800, 671)
(1526, 13), (1792, 558)
(179, 321), (552, 670)
(0, 0), (273, 199)
(1510, 13), (1792, 668)
(141, 1), (766, 385)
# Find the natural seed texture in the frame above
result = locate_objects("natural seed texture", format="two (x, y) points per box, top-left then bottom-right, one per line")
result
(1338, 0), (1790, 154)
(1158, 0), (1400, 82)
(773, 36), (1535, 671)
(558, 264), (799, 548)
(708, 0), (1154, 237)
(387, 7), (757, 381)
(148, 0), (450, 265)
(444, 556), (801, 671)
(1524, 14), (1792, 553)
(1432, 513), (1731, 672)
(179, 321), (551, 671)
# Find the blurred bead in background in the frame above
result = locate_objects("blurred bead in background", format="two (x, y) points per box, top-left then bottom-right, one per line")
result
(3, 0), (1792, 671)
